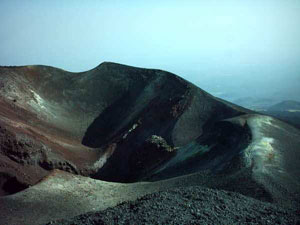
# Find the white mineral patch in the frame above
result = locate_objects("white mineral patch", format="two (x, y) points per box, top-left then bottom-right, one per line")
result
(31, 90), (46, 109)
(29, 90), (56, 118)
(123, 123), (138, 139)
(29, 90), (45, 110)
(244, 115), (282, 174)
(91, 153), (110, 170)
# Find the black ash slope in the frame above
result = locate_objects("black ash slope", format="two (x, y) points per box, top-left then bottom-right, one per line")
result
(48, 186), (299, 225)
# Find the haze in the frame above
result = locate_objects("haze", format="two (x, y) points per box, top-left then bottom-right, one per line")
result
(1, 0), (300, 102)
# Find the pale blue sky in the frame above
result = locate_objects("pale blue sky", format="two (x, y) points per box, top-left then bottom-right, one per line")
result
(1, 0), (300, 100)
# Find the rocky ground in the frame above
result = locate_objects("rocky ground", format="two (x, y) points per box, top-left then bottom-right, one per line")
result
(48, 185), (299, 225)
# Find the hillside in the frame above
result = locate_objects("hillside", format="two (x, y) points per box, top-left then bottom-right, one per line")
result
(268, 100), (300, 112)
(0, 63), (299, 224)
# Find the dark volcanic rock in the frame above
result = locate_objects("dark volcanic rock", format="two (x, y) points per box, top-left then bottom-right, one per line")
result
(0, 172), (29, 195)
(128, 135), (175, 179)
(48, 186), (299, 225)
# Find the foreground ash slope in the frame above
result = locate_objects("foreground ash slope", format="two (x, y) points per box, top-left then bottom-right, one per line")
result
(51, 185), (298, 225)
(0, 63), (299, 224)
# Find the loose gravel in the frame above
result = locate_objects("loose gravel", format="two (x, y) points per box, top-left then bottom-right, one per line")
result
(48, 185), (299, 225)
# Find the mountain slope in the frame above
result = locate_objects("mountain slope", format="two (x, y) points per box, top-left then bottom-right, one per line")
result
(0, 63), (299, 224)
(0, 62), (250, 184)
(268, 100), (300, 112)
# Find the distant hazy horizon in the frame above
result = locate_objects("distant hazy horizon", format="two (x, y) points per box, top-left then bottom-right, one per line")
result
(1, 0), (300, 101)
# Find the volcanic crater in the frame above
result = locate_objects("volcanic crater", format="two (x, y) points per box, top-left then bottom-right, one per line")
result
(0, 63), (299, 224)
